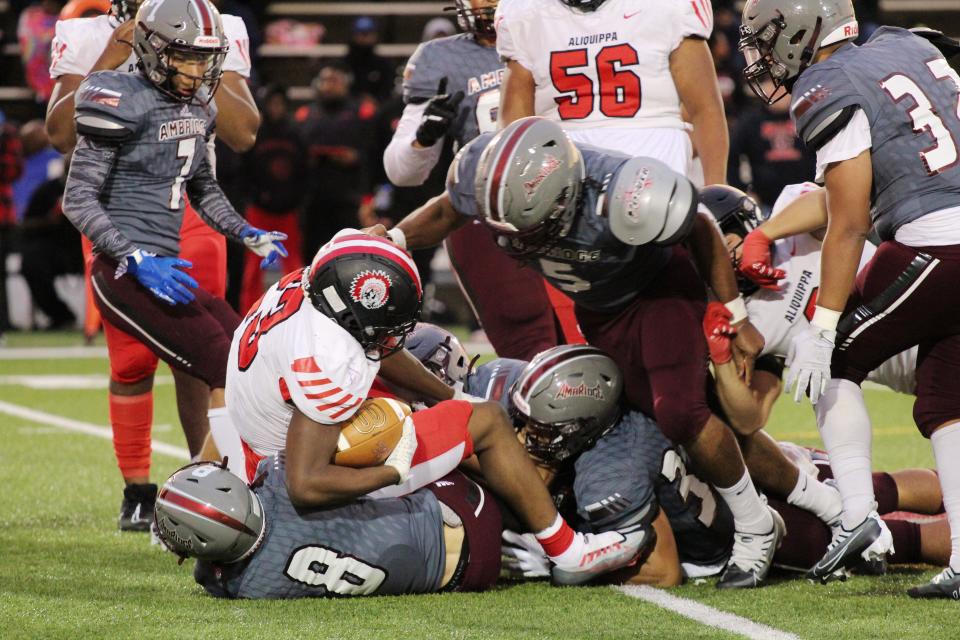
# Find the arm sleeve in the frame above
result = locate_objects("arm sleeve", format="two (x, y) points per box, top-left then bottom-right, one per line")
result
(221, 15), (252, 78)
(185, 142), (249, 242)
(281, 354), (368, 425)
(813, 108), (872, 182)
(673, 0), (713, 47)
(62, 136), (138, 260)
(383, 101), (444, 187)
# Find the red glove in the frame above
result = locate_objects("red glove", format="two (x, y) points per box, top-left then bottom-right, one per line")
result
(739, 228), (786, 290)
(703, 302), (737, 364)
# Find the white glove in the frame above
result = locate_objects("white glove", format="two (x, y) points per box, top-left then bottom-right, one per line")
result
(784, 325), (836, 405)
(501, 530), (550, 579)
(241, 227), (289, 269)
(383, 416), (418, 484)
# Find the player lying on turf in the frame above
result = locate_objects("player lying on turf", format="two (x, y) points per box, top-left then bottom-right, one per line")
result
(154, 459), (505, 597)
(482, 346), (950, 585)
(225, 232), (645, 584)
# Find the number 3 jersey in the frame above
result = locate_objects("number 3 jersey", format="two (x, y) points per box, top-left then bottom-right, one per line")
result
(194, 455), (446, 598)
(495, 0), (712, 163)
(791, 27), (960, 241)
(226, 269), (380, 457)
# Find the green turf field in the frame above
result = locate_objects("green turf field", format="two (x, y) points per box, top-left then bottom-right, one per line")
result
(0, 331), (953, 639)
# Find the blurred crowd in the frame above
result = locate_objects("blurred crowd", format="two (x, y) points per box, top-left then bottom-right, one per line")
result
(0, 0), (882, 334)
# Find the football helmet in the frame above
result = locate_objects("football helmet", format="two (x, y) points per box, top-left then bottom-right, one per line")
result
(305, 231), (423, 360)
(154, 460), (266, 564)
(699, 185), (763, 295)
(448, 0), (497, 39)
(475, 117), (584, 256)
(559, 0), (608, 12)
(739, 0), (858, 103)
(111, 0), (140, 21)
(405, 322), (475, 387)
(132, 0), (228, 103)
(511, 345), (622, 466)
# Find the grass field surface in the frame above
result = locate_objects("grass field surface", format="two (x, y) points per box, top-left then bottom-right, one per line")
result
(0, 331), (953, 639)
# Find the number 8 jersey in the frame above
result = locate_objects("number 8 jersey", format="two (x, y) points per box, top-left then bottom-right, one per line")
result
(495, 0), (712, 162)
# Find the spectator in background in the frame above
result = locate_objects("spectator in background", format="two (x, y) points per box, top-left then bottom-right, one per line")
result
(19, 163), (82, 329)
(0, 114), (24, 338)
(298, 61), (374, 258)
(344, 16), (395, 104)
(17, 0), (64, 104)
(13, 119), (62, 221)
(421, 18), (456, 41)
(239, 86), (305, 314)
(727, 84), (816, 209)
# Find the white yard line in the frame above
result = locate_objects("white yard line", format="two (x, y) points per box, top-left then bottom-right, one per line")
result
(0, 346), (108, 359)
(614, 585), (800, 640)
(0, 374), (172, 389)
(0, 400), (190, 461)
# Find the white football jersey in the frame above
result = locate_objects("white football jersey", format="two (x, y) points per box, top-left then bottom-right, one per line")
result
(225, 269), (380, 457)
(49, 13), (251, 79)
(495, 0), (711, 140)
(747, 183), (917, 394)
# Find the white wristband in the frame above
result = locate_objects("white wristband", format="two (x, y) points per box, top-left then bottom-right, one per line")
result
(724, 295), (748, 324)
(811, 305), (841, 332)
(386, 227), (407, 250)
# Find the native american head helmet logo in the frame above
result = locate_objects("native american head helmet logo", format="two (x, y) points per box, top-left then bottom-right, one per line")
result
(350, 270), (392, 309)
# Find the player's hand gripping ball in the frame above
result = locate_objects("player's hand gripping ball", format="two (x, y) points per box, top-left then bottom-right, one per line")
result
(334, 398), (412, 467)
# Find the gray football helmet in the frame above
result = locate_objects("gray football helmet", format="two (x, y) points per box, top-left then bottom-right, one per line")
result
(605, 156), (698, 246)
(739, 0), (858, 103)
(132, 0), (228, 103)
(475, 117), (584, 256)
(154, 461), (266, 564)
(511, 345), (622, 466)
(405, 322), (475, 387)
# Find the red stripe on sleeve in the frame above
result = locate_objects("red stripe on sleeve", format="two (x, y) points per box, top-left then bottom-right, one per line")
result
(291, 357), (322, 373)
(329, 397), (364, 421)
(304, 387), (345, 400)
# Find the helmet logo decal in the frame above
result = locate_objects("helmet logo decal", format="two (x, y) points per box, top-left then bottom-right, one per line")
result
(522, 154), (561, 202)
(555, 381), (605, 401)
(350, 270), (392, 309)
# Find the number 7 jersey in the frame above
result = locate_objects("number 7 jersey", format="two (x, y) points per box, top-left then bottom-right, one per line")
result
(495, 0), (712, 132)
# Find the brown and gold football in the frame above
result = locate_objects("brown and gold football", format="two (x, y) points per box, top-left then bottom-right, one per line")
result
(333, 397), (412, 468)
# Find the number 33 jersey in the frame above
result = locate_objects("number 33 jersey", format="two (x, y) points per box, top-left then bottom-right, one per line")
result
(72, 70), (217, 257)
(495, 0), (713, 132)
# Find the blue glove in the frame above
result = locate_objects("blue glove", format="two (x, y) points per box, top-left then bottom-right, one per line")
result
(124, 250), (198, 306)
(241, 226), (289, 269)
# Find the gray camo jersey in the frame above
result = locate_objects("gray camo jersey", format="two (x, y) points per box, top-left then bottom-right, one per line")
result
(63, 70), (247, 260)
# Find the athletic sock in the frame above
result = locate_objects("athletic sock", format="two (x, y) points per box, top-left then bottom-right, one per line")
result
(931, 421), (960, 572)
(884, 519), (922, 564)
(787, 471), (842, 524)
(715, 470), (774, 533)
(535, 514), (579, 564)
(207, 407), (246, 479)
(109, 391), (153, 480)
(816, 379), (875, 528)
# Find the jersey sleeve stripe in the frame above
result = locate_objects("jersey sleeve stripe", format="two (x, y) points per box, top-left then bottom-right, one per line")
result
(303, 387), (345, 400)
(278, 377), (291, 402)
(315, 393), (356, 413)
(329, 397), (364, 421)
(689, 0), (709, 31)
(291, 357), (322, 373)
(298, 377), (333, 387)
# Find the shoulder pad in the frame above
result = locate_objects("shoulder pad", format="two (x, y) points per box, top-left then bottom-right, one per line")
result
(445, 134), (494, 218)
(402, 39), (449, 104)
(790, 66), (864, 151)
(74, 71), (147, 141)
(603, 157), (697, 246)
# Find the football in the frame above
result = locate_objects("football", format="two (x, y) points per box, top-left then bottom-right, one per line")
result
(334, 397), (412, 467)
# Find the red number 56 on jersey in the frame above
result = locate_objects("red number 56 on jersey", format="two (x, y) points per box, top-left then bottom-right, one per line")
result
(550, 43), (642, 120)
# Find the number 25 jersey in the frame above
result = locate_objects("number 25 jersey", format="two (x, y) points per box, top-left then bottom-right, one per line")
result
(495, 0), (713, 132)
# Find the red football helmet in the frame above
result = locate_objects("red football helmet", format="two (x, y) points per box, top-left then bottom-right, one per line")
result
(305, 232), (423, 360)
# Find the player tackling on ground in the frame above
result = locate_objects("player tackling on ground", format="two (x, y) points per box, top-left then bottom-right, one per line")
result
(739, 0), (960, 596)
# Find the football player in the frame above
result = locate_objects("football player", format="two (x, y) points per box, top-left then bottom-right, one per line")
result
(498, 346), (951, 584)
(372, 116), (785, 588)
(739, 0), (960, 595)
(381, 0), (581, 359)
(155, 459), (505, 597)
(225, 232), (645, 584)
(45, 0), (260, 529)
(61, 0), (285, 515)
(495, 0), (728, 185)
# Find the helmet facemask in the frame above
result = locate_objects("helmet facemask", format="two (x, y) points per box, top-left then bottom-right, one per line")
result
(703, 187), (764, 296)
(143, 39), (226, 103)
(448, 0), (497, 39)
(512, 408), (618, 469)
(112, 0), (141, 22)
(494, 185), (578, 258)
(740, 12), (824, 104)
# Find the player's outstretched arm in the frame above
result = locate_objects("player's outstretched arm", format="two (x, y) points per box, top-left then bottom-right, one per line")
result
(212, 71), (260, 153)
(671, 37), (728, 186)
(284, 408), (403, 508)
(370, 193), (466, 250)
(498, 60), (536, 128)
(185, 146), (251, 242)
(759, 188), (828, 242)
(379, 348), (456, 403)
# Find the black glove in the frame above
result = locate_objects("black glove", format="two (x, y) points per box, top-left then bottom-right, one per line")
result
(415, 77), (464, 147)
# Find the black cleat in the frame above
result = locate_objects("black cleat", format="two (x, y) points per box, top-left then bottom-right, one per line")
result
(807, 512), (883, 583)
(908, 568), (960, 600)
(118, 483), (158, 532)
(717, 506), (785, 589)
